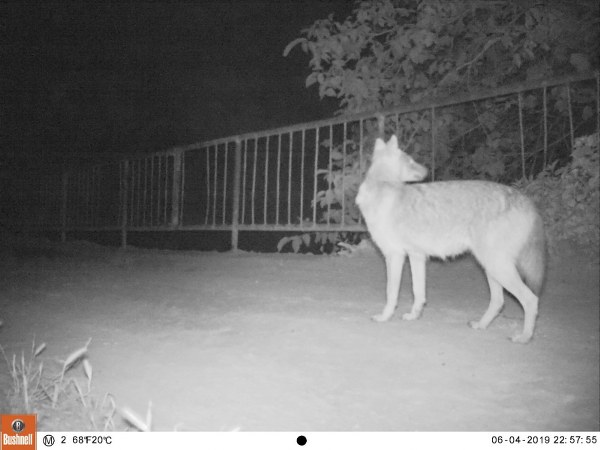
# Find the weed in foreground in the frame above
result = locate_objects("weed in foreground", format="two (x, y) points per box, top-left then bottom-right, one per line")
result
(0, 339), (147, 431)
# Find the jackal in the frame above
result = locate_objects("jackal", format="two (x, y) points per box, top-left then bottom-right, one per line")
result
(355, 135), (546, 343)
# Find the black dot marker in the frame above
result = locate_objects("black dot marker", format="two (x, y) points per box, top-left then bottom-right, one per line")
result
(296, 435), (307, 446)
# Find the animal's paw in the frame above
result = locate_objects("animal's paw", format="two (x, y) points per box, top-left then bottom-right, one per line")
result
(401, 311), (420, 321)
(468, 320), (485, 330)
(371, 313), (391, 322)
(510, 332), (532, 344)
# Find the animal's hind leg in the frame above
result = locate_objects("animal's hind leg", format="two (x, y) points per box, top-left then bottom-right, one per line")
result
(485, 259), (539, 343)
(469, 271), (504, 330)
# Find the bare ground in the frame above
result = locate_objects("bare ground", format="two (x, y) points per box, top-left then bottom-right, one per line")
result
(0, 238), (598, 431)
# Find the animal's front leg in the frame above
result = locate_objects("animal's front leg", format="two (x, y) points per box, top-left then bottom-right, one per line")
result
(403, 253), (427, 320)
(372, 252), (405, 322)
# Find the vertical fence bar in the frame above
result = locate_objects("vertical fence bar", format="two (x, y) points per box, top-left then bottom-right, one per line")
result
(136, 160), (142, 226)
(149, 157), (155, 226)
(60, 169), (68, 242)
(93, 166), (99, 227)
(231, 138), (242, 251)
(152, 159), (156, 226)
(83, 168), (91, 226)
(179, 152), (185, 226)
(94, 166), (100, 227)
(263, 138), (269, 225)
(79, 171), (86, 225)
(130, 161), (135, 227)
(241, 140), (248, 225)
(157, 157), (161, 225)
(543, 84), (548, 168)
(276, 134), (281, 225)
(251, 138), (257, 225)
(88, 169), (93, 227)
(287, 131), (292, 225)
(312, 128), (319, 226)
(155, 156), (161, 225)
(327, 124), (332, 226)
(75, 172), (81, 226)
(94, 168), (99, 225)
(88, 168), (93, 227)
(152, 159), (157, 226)
(157, 156), (162, 225)
(131, 161), (135, 226)
(163, 156), (169, 225)
(204, 148), (210, 225)
(82, 170), (88, 226)
(596, 72), (600, 135)
(431, 106), (436, 181)
(129, 160), (135, 225)
(79, 172), (84, 226)
(67, 170), (74, 227)
(518, 92), (526, 179)
(72, 172), (78, 226)
(76, 172), (81, 227)
(341, 121), (346, 226)
(120, 160), (129, 248)
(131, 161), (136, 227)
(358, 119), (364, 225)
(567, 82), (574, 151)
(139, 160), (144, 226)
(222, 144), (228, 225)
(90, 169), (94, 225)
(171, 150), (182, 226)
(142, 158), (148, 226)
(300, 129), (305, 224)
(212, 146), (218, 226)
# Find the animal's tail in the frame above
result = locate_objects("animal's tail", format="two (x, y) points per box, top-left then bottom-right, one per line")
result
(517, 213), (547, 295)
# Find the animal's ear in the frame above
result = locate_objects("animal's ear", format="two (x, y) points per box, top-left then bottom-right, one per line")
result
(387, 135), (399, 150)
(373, 137), (386, 154)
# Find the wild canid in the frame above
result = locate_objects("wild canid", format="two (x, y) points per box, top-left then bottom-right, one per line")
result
(355, 135), (546, 343)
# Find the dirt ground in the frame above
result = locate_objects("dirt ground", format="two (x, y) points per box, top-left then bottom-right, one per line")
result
(0, 237), (598, 431)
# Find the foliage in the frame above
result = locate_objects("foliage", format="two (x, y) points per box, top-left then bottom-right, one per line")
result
(515, 134), (599, 255)
(277, 230), (362, 254)
(285, 0), (598, 112)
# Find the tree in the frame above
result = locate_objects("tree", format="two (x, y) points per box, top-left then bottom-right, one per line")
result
(285, 0), (598, 114)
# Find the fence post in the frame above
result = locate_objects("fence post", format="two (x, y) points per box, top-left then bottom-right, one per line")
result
(120, 160), (129, 248)
(377, 113), (385, 137)
(171, 150), (182, 227)
(518, 92), (526, 179)
(430, 106), (436, 181)
(60, 169), (68, 243)
(231, 138), (242, 252)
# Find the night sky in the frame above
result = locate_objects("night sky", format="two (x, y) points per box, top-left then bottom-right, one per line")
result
(1, 1), (353, 163)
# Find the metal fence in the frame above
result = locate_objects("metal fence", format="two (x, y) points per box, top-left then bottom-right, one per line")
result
(25, 72), (600, 250)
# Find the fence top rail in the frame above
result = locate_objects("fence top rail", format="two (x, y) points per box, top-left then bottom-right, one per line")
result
(167, 71), (597, 153)
(68, 71), (598, 168)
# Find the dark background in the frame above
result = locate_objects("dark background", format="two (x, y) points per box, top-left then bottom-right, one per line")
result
(1, 1), (352, 164)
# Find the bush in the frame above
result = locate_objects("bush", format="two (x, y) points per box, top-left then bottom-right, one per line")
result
(516, 133), (599, 256)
